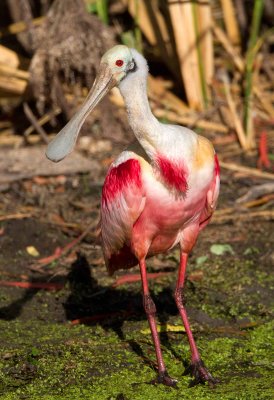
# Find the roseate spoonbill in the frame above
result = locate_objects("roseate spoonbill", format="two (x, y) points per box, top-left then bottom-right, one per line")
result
(46, 45), (220, 387)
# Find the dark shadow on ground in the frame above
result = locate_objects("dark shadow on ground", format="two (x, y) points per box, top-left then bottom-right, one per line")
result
(0, 274), (64, 321)
(0, 253), (221, 379)
(64, 253), (179, 321)
(0, 287), (40, 321)
(63, 254), (186, 373)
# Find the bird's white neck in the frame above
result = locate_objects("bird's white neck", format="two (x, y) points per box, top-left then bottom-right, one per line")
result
(118, 52), (160, 157)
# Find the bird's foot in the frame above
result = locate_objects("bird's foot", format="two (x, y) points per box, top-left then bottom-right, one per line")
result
(187, 360), (218, 387)
(151, 371), (178, 387)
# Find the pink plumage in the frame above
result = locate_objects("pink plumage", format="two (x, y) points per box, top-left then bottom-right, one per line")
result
(214, 153), (221, 176)
(102, 158), (142, 205)
(101, 150), (219, 275)
(155, 153), (188, 193)
(46, 45), (221, 387)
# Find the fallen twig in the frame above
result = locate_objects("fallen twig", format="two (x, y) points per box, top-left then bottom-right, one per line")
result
(0, 16), (44, 38)
(221, 73), (247, 149)
(212, 209), (274, 224)
(30, 223), (94, 271)
(0, 213), (32, 222)
(112, 272), (172, 287)
(154, 108), (228, 133)
(0, 63), (29, 80)
(44, 218), (89, 233)
(220, 0), (241, 46)
(236, 183), (274, 203)
(219, 161), (274, 180)
(243, 194), (274, 208)
(24, 107), (61, 137)
(0, 75), (27, 94)
(0, 44), (19, 67)
(0, 280), (64, 290)
(23, 102), (49, 144)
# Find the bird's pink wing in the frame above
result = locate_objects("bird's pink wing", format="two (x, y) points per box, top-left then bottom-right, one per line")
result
(100, 158), (146, 274)
(199, 154), (220, 230)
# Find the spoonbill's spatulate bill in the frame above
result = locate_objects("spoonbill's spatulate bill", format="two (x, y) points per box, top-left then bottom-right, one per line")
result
(46, 45), (220, 387)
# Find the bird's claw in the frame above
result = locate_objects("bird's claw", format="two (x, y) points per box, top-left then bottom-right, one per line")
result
(187, 360), (218, 387)
(151, 371), (178, 387)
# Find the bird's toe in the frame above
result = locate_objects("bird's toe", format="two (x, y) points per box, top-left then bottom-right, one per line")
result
(151, 371), (178, 387)
(189, 360), (218, 387)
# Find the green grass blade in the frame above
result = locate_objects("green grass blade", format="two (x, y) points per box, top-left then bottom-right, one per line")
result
(96, 0), (109, 25)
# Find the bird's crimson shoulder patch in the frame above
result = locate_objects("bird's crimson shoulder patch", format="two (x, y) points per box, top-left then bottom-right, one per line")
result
(102, 159), (141, 205)
(156, 154), (188, 193)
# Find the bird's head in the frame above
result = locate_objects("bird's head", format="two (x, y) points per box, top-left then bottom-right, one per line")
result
(46, 45), (138, 162)
(101, 45), (137, 83)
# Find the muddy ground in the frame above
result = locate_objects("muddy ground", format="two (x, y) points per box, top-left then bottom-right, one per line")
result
(0, 137), (273, 400)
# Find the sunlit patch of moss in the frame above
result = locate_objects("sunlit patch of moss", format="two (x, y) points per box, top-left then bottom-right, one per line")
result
(0, 231), (273, 400)
(0, 319), (273, 400)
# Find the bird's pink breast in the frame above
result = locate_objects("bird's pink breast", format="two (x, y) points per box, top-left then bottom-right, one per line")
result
(132, 188), (204, 256)
(101, 153), (219, 271)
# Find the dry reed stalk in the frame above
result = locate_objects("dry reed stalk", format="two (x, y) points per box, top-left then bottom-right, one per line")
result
(143, 0), (172, 56)
(168, 0), (203, 110)
(0, 132), (46, 146)
(255, 88), (274, 118)
(213, 24), (244, 71)
(148, 75), (189, 112)
(243, 0), (264, 150)
(123, 0), (176, 76)
(0, 76), (27, 94)
(23, 102), (49, 143)
(0, 133), (23, 146)
(149, 91), (188, 115)
(221, 73), (247, 149)
(220, 0), (241, 46)
(197, 0), (214, 85)
(219, 161), (274, 180)
(24, 107), (61, 137)
(0, 17), (44, 38)
(213, 23), (274, 119)
(192, 2), (208, 106)
(0, 63), (29, 80)
(210, 82), (235, 129)
(154, 108), (229, 133)
(212, 210), (274, 224)
(243, 194), (274, 209)
(122, 0), (157, 45)
(0, 45), (19, 68)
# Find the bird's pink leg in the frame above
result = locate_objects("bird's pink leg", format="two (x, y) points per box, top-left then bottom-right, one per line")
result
(139, 259), (177, 387)
(174, 252), (216, 386)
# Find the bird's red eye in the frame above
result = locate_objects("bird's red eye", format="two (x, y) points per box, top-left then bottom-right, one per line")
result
(115, 59), (124, 67)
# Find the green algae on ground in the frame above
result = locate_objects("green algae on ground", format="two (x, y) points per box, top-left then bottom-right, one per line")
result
(0, 211), (273, 400)
(0, 319), (273, 400)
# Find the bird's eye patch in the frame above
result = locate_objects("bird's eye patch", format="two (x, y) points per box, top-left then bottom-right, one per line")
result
(115, 60), (124, 67)
(128, 59), (137, 73)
